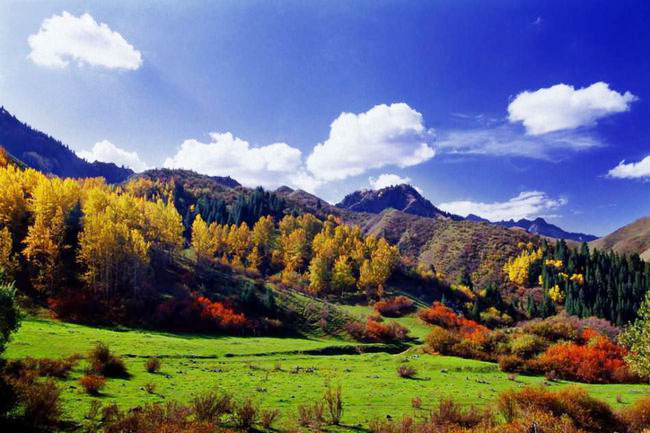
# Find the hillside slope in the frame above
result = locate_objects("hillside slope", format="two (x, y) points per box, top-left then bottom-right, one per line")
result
(362, 209), (537, 287)
(590, 216), (650, 261)
(0, 107), (133, 182)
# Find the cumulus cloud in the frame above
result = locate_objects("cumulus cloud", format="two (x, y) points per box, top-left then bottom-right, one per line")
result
(607, 155), (650, 179)
(436, 125), (601, 159)
(437, 191), (567, 221)
(28, 11), (142, 70)
(306, 103), (435, 182)
(78, 140), (148, 172)
(163, 132), (308, 189)
(369, 173), (412, 190)
(508, 82), (637, 135)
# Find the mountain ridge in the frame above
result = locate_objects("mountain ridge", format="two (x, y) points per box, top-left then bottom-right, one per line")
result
(0, 107), (133, 183)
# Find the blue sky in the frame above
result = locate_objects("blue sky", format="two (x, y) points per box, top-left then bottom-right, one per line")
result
(1, 1), (650, 236)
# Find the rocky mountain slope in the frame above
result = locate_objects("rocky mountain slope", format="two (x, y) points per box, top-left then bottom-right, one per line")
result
(0, 107), (133, 183)
(336, 184), (462, 220)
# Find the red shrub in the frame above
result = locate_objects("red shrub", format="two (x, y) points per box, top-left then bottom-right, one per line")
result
(79, 374), (106, 395)
(536, 330), (633, 383)
(154, 296), (250, 334)
(346, 320), (409, 343)
(374, 296), (415, 317)
(418, 302), (488, 341)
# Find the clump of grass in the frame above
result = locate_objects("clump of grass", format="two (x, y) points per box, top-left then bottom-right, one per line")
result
(324, 384), (343, 425)
(412, 396), (422, 410)
(397, 365), (417, 379)
(144, 382), (156, 394)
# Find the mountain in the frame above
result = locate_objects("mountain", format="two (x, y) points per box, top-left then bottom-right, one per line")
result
(590, 216), (650, 261)
(361, 209), (538, 287)
(336, 184), (462, 220)
(0, 107), (133, 183)
(492, 217), (598, 243)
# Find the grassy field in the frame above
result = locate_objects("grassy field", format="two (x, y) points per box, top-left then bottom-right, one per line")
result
(5, 315), (650, 430)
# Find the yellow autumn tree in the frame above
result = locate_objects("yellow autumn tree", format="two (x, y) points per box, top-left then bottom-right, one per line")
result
(503, 248), (543, 286)
(331, 255), (355, 293)
(0, 226), (17, 278)
(191, 214), (215, 264)
(77, 190), (150, 300)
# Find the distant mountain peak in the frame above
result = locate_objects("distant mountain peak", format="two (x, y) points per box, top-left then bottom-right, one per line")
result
(492, 216), (597, 242)
(336, 183), (461, 220)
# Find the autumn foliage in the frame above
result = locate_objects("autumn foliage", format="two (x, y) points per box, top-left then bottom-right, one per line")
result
(373, 296), (415, 317)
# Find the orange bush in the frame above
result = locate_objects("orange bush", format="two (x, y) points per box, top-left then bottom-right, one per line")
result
(418, 302), (488, 341)
(347, 319), (409, 343)
(537, 330), (633, 383)
(195, 296), (249, 331)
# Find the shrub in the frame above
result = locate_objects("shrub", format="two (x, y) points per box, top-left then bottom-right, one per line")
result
(619, 396), (650, 433)
(374, 296), (416, 317)
(232, 398), (258, 431)
(537, 331), (632, 383)
(397, 365), (417, 379)
(260, 408), (280, 429)
(429, 398), (492, 429)
(80, 374), (106, 395)
(86, 401), (214, 433)
(192, 390), (233, 423)
(17, 355), (80, 379)
(521, 313), (580, 342)
(16, 378), (62, 427)
(145, 357), (161, 373)
(88, 343), (129, 378)
(509, 334), (548, 359)
(497, 386), (621, 433)
(323, 384), (343, 425)
(497, 354), (539, 375)
(411, 396), (422, 410)
(426, 326), (460, 354)
(347, 319), (409, 343)
(418, 302), (488, 341)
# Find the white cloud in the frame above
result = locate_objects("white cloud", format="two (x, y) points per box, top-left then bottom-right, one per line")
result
(78, 140), (148, 172)
(306, 103), (435, 182)
(28, 11), (142, 70)
(163, 132), (307, 189)
(438, 191), (567, 221)
(508, 82), (637, 135)
(368, 173), (422, 193)
(607, 155), (650, 179)
(436, 125), (600, 159)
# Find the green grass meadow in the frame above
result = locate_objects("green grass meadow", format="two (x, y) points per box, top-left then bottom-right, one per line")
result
(5, 314), (650, 430)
